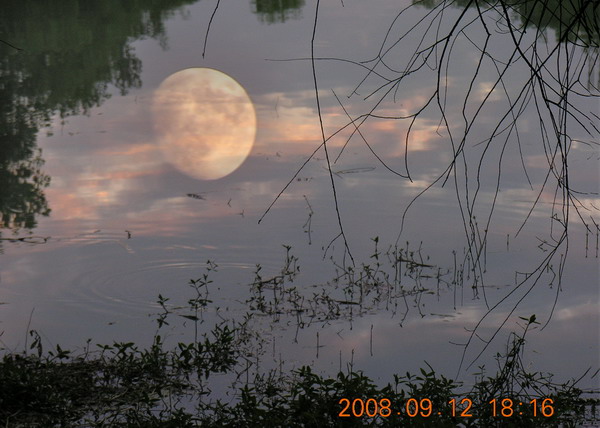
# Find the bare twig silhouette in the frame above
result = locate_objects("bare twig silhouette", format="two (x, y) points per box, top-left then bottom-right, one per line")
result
(271, 0), (598, 369)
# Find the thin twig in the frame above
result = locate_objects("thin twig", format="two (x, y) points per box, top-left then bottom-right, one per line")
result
(203, 0), (221, 58)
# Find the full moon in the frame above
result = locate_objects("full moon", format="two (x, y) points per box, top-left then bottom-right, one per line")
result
(152, 68), (256, 180)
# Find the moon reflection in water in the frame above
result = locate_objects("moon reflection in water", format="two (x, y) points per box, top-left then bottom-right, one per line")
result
(152, 68), (256, 180)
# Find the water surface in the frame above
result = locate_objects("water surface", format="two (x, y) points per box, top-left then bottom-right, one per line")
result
(0, 0), (598, 391)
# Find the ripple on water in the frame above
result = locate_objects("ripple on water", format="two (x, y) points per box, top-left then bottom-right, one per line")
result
(62, 258), (264, 319)
(1, 228), (312, 328)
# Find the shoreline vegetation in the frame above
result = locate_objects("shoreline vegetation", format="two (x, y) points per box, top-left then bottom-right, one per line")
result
(1, 317), (598, 427)
(1, 250), (598, 427)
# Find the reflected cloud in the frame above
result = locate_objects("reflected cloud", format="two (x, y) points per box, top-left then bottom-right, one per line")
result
(556, 300), (599, 322)
(256, 91), (321, 148)
(256, 90), (448, 160)
(97, 143), (160, 158)
(477, 82), (503, 102)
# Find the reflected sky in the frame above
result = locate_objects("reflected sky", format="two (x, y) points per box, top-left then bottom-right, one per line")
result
(0, 0), (598, 390)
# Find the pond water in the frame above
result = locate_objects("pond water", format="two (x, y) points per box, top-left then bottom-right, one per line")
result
(1, 0), (598, 392)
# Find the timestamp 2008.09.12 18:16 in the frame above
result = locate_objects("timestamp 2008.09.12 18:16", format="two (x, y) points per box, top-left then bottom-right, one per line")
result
(338, 397), (556, 419)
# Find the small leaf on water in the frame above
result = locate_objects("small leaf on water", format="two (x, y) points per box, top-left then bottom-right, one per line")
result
(180, 315), (199, 321)
(187, 193), (205, 200)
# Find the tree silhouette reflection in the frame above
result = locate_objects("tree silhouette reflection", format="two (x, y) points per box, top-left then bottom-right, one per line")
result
(252, 0), (305, 24)
(0, 0), (197, 235)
